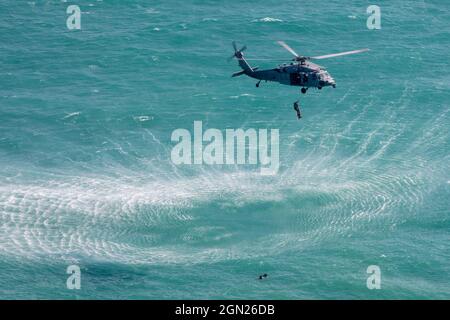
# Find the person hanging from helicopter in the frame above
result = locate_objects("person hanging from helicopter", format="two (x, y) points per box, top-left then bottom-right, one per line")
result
(293, 100), (302, 119)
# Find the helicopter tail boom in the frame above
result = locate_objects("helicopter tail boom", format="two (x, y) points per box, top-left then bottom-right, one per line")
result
(232, 70), (246, 77)
(237, 55), (254, 73)
(232, 67), (259, 77)
(229, 41), (255, 75)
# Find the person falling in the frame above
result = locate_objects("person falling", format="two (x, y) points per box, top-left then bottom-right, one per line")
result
(293, 100), (302, 119)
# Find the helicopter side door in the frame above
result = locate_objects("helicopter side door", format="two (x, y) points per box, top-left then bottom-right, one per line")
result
(290, 72), (311, 87)
(290, 72), (303, 86)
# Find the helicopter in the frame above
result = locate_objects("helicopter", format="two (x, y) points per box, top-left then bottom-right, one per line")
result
(229, 41), (369, 94)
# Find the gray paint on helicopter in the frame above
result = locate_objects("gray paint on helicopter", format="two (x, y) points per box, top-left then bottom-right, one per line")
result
(230, 41), (369, 93)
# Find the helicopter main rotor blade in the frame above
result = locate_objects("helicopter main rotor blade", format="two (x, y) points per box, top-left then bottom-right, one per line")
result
(277, 41), (299, 58)
(246, 58), (286, 61)
(311, 48), (369, 60)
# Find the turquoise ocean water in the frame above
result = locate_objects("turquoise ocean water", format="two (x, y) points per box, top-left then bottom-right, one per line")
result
(0, 0), (449, 299)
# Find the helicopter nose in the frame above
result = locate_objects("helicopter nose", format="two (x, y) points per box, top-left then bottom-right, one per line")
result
(319, 72), (335, 87)
(325, 77), (336, 87)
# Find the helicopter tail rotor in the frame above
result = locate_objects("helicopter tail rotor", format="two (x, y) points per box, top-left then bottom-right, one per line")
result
(227, 41), (247, 62)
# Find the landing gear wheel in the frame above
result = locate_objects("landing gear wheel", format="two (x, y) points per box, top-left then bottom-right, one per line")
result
(256, 81), (261, 88)
(318, 86), (322, 90)
(301, 88), (307, 94)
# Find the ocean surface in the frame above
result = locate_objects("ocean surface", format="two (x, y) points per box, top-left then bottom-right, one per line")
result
(0, 0), (449, 299)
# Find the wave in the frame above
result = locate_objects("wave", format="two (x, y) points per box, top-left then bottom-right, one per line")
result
(252, 17), (283, 23)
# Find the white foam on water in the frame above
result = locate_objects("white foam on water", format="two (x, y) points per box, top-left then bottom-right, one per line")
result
(0, 154), (432, 265)
(62, 112), (80, 120)
(253, 17), (283, 22)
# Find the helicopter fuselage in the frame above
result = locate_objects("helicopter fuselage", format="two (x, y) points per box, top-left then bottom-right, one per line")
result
(231, 41), (368, 94)
(249, 61), (336, 89)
